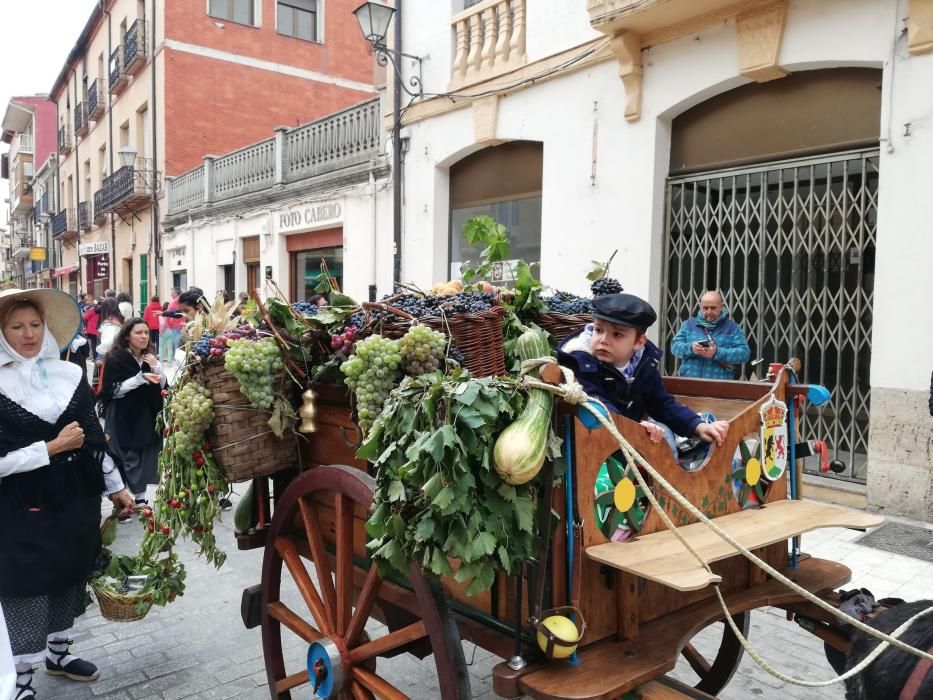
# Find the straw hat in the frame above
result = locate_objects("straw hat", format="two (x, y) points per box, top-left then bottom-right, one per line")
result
(0, 288), (81, 350)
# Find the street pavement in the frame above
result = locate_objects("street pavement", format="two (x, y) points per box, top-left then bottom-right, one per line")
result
(29, 488), (933, 700)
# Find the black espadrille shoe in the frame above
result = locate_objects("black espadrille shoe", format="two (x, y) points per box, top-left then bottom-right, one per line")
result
(45, 638), (100, 682)
(15, 667), (36, 699)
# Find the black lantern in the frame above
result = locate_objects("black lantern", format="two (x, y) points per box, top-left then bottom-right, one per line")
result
(352, 2), (396, 50)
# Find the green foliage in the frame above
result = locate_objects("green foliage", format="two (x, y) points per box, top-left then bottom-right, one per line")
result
(585, 250), (619, 282)
(361, 371), (548, 595)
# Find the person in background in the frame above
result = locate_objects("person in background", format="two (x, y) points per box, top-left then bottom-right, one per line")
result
(142, 295), (161, 350)
(103, 289), (115, 299)
(669, 290), (751, 380)
(0, 288), (134, 699)
(97, 319), (165, 516)
(94, 298), (124, 361)
(82, 300), (100, 359)
(307, 293), (327, 307)
(116, 293), (133, 321)
(77, 294), (90, 315)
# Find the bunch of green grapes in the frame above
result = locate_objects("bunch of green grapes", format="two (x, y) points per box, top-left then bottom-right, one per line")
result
(224, 337), (284, 409)
(399, 325), (447, 376)
(340, 334), (402, 433)
(167, 380), (214, 455)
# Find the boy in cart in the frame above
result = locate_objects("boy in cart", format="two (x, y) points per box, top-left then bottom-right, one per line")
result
(557, 292), (729, 454)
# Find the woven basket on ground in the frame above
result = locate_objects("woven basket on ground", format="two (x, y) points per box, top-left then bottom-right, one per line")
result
(527, 310), (590, 343)
(93, 585), (152, 623)
(194, 359), (299, 482)
(361, 302), (507, 377)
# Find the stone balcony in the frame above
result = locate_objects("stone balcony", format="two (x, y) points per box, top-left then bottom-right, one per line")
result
(450, 0), (527, 90)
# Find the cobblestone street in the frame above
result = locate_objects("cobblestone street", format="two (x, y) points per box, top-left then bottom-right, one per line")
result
(22, 489), (932, 700)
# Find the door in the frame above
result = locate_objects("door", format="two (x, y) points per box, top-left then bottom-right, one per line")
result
(660, 149), (878, 483)
(246, 262), (259, 294)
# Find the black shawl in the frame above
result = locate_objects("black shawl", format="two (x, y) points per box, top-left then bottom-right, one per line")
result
(97, 348), (163, 448)
(0, 380), (109, 597)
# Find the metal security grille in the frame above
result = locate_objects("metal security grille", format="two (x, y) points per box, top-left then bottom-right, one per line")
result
(660, 149), (878, 483)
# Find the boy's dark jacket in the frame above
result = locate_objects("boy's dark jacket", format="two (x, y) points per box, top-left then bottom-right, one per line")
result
(557, 328), (702, 437)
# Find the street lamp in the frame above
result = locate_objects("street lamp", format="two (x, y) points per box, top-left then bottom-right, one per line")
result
(352, 1), (423, 97)
(352, 1), (395, 48)
(118, 145), (138, 169)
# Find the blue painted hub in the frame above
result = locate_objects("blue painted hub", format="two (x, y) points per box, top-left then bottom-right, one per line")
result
(307, 641), (336, 698)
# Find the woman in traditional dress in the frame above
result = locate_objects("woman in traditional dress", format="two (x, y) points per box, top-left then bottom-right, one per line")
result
(0, 288), (134, 700)
(97, 318), (165, 513)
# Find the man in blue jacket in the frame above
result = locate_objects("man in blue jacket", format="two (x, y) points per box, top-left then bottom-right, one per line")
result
(558, 293), (728, 450)
(670, 291), (750, 379)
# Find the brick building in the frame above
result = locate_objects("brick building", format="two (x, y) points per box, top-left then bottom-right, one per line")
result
(49, 0), (375, 305)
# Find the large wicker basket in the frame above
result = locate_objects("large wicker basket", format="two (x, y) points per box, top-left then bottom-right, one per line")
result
(527, 310), (590, 343)
(361, 303), (507, 377)
(195, 359), (299, 482)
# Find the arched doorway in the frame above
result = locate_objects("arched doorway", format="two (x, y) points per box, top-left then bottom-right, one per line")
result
(660, 68), (881, 483)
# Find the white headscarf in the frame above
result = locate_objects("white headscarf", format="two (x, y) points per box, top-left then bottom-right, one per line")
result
(0, 322), (80, 422)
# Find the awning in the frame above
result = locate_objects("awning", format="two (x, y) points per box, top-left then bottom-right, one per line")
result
(52, 265), (78, 278)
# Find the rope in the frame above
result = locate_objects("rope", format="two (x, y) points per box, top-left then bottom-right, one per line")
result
(522, 356), (933, 687)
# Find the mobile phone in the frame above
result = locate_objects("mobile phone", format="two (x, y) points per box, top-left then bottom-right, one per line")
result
(698, 340), (711, 348)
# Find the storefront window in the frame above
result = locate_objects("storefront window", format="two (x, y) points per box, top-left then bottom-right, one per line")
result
(292, 246), (343, 302)
(450, 196), (542, 280)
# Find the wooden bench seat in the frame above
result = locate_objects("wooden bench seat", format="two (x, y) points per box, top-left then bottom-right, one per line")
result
(586, 500), (882, 592)
(493, 557), (853, 700)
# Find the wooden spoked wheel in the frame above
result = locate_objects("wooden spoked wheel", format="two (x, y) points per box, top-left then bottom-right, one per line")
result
(679, 611), (750, 695)
(260, 464), (471, 699)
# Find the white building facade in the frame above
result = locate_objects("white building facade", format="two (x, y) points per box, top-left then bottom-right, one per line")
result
(379, 0), (933, 519)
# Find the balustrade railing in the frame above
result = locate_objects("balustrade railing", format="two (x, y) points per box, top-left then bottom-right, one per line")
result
(165, 97), (382, 216)
(95, 158), (154, 213)
(213, 138), (276, 199)
(450, 0), (526, 88)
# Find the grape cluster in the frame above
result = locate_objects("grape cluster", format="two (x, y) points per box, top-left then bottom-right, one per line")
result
(371, 292), (495, 322)
(544, 290), (593, 315)
(331, 325), (357, 355)
(347, 312), (365, 329)
(193, 332), (215, 358)
(590, 277), (623, 297)
(166, 381), (214, 455)
(399, 325), (447, 376)
(339, 335), (402, 434)
(446, 345), (466, 369)
(224, 338), (285, 409)
(292, 301), (319, 316)
(192, 326), (258, 359)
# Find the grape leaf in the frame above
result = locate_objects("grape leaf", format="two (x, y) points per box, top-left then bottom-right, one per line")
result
(387, 480), (406, 502)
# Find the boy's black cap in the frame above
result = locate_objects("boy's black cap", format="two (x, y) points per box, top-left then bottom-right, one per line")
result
(592, 293), (657, 330)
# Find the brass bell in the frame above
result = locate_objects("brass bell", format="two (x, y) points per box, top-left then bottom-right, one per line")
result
(298, 388), (318, 434)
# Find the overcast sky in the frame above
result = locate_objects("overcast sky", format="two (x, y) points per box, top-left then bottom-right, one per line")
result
(1, 0), (98, 221)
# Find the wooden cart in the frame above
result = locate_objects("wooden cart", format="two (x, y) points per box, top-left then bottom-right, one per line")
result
(238, 365), (881, 699)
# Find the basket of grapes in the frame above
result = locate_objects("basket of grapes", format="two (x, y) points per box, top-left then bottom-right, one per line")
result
(359, 288), (507, 377)
(191, 326), (299, 482)
(528, 276), (623, 342)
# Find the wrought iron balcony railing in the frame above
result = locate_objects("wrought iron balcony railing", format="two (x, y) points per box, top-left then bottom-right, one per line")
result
(124, 19), (148, 76)
(58, 126), (73, 155)
(52, 209), (77, 237)
(88, 79), (105, 120)
(75, 103), (89, 137)
(95, 158), (155, 216)
(78, 201), (91, 231)
(109, 46), (128, 94)
(93, 187), (107, 223)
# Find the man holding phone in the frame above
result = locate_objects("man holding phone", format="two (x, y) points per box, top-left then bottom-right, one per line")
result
(670, 290), (751, 379)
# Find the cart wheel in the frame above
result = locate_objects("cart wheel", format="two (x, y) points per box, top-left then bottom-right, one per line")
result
(260, 464), (471, 700)
(679, 611), (750, 695)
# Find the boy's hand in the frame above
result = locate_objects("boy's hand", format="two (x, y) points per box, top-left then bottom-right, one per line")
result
(696, 420), (729, 445)
(640, 420), (666, 444)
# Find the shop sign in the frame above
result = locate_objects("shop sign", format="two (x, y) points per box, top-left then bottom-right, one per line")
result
(278, 201), (342, 234)
(94, 254), (110, 280)
(30, 247), (46, 261)
(79, 240), (110, 256)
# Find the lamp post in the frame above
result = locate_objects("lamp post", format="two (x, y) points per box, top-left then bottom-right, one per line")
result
(353, 1), (423, 287)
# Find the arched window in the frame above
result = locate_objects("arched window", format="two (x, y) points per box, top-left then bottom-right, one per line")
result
(448, 140), (542, 279)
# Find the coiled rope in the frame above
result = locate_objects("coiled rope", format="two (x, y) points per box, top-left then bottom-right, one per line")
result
(519, 357), (933, 687)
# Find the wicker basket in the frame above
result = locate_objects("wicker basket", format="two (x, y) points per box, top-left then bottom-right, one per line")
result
(527, 310), (590, 343)
(361, 302), (507, 377)
(194, 359), (299, 482)
(93, 585), (152, 622)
